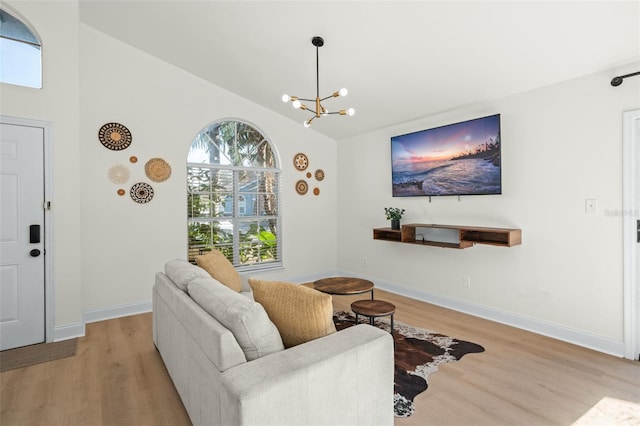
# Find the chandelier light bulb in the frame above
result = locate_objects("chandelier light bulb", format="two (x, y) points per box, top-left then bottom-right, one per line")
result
(339, 88), (348, 97)
(282, 94), (290, 102)
(292, 100), (301, 109)
(348, 108), (355, 116)
(304, 119), (311, 128)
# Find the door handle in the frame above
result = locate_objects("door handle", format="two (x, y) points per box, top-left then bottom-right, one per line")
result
(30, 224), (41, 243)
(30, 249), (41, 257)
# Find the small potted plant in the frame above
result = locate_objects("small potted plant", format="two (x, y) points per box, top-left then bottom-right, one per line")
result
(384, 207), (405, 230)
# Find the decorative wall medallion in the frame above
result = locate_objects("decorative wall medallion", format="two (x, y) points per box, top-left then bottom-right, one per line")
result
(117, 189), (126, 196)
(107, 164), (130, 184)
(129, 156), (138, 163)
(306, 172), (312, 178)
(293, 153), (309, 171)
(145, 157), (172, 182)
(315, 169), (325, 181)
(295, 180), (308, 195)
(130, 182), (154, 203)
(313, 187), (320, 196)
(98, 122), (132, 151)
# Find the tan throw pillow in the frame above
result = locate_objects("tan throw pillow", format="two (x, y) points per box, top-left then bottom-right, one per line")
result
(195, 250), (242, 293)
(249, 278), (337, 348)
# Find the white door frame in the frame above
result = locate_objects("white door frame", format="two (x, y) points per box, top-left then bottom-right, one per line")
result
(622, 108), (639, 360)
(1, 115), (54, 343)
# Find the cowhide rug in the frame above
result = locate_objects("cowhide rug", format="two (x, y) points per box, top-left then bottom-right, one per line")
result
(333, 310), (485, 417)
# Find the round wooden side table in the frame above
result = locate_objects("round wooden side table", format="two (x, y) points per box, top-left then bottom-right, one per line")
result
(313, 277), (374, 299)
(351, 299), (396, 334)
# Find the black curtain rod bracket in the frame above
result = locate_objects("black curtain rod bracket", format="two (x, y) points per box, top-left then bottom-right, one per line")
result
(610, 71), (640, 87)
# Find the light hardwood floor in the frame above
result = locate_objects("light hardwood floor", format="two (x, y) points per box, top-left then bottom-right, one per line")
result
(1, 288), (638, 426)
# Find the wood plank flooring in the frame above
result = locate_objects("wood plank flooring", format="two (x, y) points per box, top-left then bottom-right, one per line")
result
(1, 313), (190, 426)
(1, 288), (638, 425)
(332, 290), (640, 426)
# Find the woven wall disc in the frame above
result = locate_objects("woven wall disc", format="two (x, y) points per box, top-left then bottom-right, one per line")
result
(315, 169), (325, 181)
(107, 165), (130, 184)
(293, 153), (309, 171)
(98, 122), (132, 150)
(117, 189), (126, 196)
(313, 187), (320, 196)
(130, 182), (154, 203)
(295, 180), (308, 195)
(145, 158), (172, 182)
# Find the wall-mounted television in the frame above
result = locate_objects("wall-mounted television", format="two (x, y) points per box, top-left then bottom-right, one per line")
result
(391, 114), (501, 197)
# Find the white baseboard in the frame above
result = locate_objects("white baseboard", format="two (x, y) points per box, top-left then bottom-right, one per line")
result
(53, 322), (85, 342)
(289, 269), (343, 284)
(50, 300), (152, 342)
(55, 272), (625, 358)
(337, 270), (626, 358)
(83, 300), (152, 324)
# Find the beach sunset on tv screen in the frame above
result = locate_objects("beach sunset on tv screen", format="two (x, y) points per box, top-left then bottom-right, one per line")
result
(391, 114), (501, 197)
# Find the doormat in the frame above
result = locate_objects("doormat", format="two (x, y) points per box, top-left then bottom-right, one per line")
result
(0, 339), (78, 372)
(333, 310), (485, 417)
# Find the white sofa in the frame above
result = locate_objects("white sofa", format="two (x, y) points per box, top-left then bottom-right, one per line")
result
(152, 260), (394, 426)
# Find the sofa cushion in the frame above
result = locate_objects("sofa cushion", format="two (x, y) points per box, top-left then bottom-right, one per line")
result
(195, 250), (243, 292)
(188, 277), (284, 361)
(249, 279), (337, 348)
(164, 259), (211, 292)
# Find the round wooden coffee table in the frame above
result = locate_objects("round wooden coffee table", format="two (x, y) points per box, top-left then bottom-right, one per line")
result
(313, 277), (374, 299)
(351, 299), (396, 334)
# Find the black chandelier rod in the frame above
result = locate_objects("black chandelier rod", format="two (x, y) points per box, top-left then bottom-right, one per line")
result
(610, 71), (640, 86)
(316, 41), (320, 98)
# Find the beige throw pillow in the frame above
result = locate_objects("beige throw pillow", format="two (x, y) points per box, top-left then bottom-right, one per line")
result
(188, 277), (284, 361)
(249, 278), (337, 348)
(195, 250), (242, 293)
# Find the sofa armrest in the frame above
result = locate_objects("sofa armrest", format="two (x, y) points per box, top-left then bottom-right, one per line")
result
(220, 324), (394, 426)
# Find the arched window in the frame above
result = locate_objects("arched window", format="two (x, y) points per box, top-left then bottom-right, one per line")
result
(187, 120), (281, 271)
(0, 9), (42, 88)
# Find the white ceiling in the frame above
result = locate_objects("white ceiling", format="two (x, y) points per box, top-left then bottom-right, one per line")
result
(79, 1), (640, 140)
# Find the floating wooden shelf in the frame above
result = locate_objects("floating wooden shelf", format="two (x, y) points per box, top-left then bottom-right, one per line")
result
(372, 228), (402, 242)
(373, 223), (521, 249)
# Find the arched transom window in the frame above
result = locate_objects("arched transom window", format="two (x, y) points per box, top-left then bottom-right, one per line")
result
(0, 9), (42, 88)
(187, 120), (281, 271)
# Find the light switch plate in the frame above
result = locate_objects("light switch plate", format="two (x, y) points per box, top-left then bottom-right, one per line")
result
(585, 199), (597, 214)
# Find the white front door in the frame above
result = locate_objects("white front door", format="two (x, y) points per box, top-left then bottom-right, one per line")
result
(0, 122), (46, 350)
(623, 109), (640, 361)
(634, 114), (640, 361)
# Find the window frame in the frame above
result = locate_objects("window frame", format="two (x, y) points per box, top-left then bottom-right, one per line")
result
(187, 120), (282, 272)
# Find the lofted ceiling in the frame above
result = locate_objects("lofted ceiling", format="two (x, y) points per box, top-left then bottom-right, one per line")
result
(79, 1), (640, 140)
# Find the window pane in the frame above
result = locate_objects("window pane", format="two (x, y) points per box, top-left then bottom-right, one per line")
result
(187, 168), (233, 218)
(0, 11), (41, 89)
(238, 171), (278, 217)
(238, 219), (279, 265)
(256, 192), (278, 216)
(187, 137), (219, 164)
(187, 220), (234, 263)
(0, 37), (41, 88)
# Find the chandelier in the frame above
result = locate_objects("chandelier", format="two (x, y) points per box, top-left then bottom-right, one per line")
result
(282, 36), (355, 127)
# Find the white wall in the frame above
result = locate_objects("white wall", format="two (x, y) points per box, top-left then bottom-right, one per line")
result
(338, 63), (640, 355)
(0, 1), (83, 332)
(78, 25), (338, 314)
